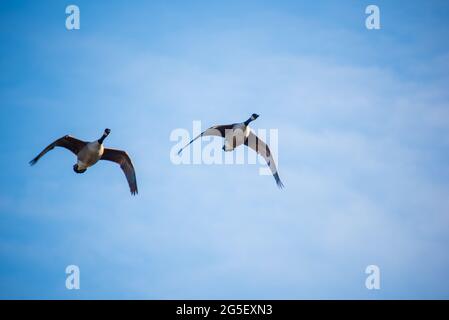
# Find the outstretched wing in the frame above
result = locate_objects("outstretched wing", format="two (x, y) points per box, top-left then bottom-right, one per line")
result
(244, 131), (284, 189)
(177, 124), (233, 155)
(101, 148), (138, 195)
(29, 135), (87, 166)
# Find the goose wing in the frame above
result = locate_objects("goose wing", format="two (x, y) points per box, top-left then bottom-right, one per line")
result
(29, 135), (87, 166)
(244, 131), (284, 189)
(177, 124), (233, 155)
(101, 148), (138, 195)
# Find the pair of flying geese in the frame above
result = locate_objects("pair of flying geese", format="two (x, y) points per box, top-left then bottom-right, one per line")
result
(30, 114), (284, 195)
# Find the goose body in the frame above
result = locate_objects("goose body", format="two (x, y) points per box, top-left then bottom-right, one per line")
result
(29, 128), (138, 195)
(76, 141), (104, 171)
(223, 123), (251, 151)
(178, 114), (284, 188)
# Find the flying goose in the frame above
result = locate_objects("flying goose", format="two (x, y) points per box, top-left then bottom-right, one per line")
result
(29, 129), (138, 195)
(178, 114), (284, 188)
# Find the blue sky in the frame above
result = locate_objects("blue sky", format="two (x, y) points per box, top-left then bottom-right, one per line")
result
(1, 0), (449, 299)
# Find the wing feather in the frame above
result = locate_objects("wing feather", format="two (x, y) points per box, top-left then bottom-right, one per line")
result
(177, 124), (233, 155)
(101, 148), (138, 195)
(29, 135), (87, 166)
(244, 131), (284, 189)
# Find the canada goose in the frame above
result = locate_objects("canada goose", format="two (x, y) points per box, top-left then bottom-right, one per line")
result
(29, 129), (138, 195)
(178, 114), (284, 188)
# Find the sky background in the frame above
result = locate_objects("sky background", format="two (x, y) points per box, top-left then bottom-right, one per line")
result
(1, 0), (449, 299)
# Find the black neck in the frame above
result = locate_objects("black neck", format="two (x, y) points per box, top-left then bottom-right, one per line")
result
(98, 134), (108, 144)
(244, 117), (253, 126)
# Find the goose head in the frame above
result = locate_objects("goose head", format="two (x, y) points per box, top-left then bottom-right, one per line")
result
(244, 114), (260, 126)
(251, 113), (260, 120)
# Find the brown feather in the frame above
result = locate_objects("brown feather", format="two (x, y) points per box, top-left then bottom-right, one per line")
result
(29, 135), (87, 166)
(101, 148), (138, 195)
